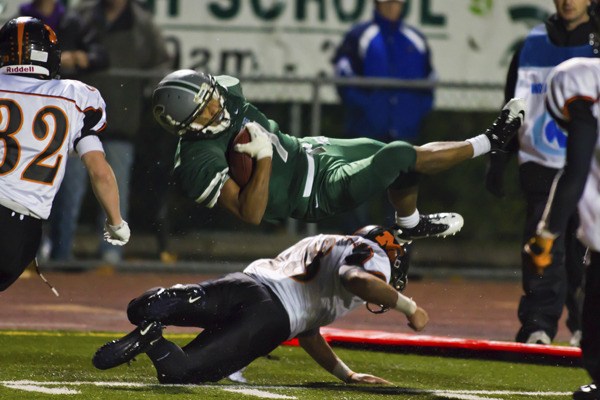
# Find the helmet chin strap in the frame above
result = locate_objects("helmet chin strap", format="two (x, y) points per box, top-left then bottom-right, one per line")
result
(366, 302), (389, 314)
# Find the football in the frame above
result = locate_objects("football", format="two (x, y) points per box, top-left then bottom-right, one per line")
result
(227, 126), (254, 187)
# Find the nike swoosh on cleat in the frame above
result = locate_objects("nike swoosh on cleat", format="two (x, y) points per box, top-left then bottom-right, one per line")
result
(140, 324), (153, 335)
(188, 296), (202, 303)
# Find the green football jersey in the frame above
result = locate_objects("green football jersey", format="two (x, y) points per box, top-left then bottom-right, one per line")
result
(173, 75), (311, 223)
(173, 76), (418, 223)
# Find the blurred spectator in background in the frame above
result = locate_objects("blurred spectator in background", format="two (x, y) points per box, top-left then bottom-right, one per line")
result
(486, 0), (598, 346)
(18, 0), (109, 79)
(332, 0), (435, 229)
(524, 57), (600, 400)
(48, 0), (171, 264)
(17, 0), (110, 262)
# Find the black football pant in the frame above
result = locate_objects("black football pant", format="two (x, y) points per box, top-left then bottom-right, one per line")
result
(516, 162), (586, 342)
(582, 251), (600, 383)
(127, 272), (290, 383)
(0, 205), (42, 291)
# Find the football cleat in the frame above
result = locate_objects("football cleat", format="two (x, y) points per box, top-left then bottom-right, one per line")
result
(570, 330), (582, 348)
(92, 321), (163, 370)
(574, 384), (600, 400)
(227, 367), (248, 383)
(393, 213), (464, 242)
(525, 330), (551, 345)
(485, 97), (525, 153)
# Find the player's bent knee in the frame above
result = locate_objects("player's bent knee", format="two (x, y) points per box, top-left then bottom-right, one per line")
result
(372, 141), (417, 178)
(127, 284), (206, 325)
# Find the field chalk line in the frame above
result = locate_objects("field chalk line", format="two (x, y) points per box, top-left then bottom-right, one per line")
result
(0, 380), (572, 398)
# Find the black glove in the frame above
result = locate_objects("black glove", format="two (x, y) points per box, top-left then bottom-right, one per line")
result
(485, 151), (508, 198)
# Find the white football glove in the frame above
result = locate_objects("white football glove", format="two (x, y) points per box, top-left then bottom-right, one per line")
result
(103, 220), (130, 246)
(234, 122), (273, 160)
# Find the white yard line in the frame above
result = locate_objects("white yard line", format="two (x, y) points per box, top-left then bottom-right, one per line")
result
(223, 388), (296, 399)
(0, 380), (572, 398)
(433, 392), (502, 400)
(3, 383), (79, 395)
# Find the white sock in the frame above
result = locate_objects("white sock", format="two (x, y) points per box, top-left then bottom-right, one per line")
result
(466, 134), (491, 158)
(395, 209), (420, 228)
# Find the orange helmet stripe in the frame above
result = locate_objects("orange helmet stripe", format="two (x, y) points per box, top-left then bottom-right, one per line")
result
(16, 18), (24, 64)
(374, 231), (401, 250)
(44, 24), (57, 45)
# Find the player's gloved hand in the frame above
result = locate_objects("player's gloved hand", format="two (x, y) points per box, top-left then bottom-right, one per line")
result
(407, 306), (429, 332)
(523, 228), (557, 275)
(346, 373), (391, 385)
(485, 152), (508, 198)
(103, 220), (130, 246)
(235, 122), (273, 160)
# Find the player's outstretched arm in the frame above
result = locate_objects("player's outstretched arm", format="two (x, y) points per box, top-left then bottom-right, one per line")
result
(298, 331), (391, 385)
(340, 266), (429, 331)
(82, 151), (130, 245)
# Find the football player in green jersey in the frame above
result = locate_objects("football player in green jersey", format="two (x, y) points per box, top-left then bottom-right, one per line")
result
(152, 69), (524, 241)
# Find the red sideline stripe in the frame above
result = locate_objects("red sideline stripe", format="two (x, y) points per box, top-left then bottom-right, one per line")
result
(283, 327), (581, 358)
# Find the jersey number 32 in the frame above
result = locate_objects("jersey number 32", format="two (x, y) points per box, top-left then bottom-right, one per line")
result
(0, 98), (67, 185)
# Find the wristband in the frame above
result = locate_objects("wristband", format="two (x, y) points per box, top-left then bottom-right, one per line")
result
(331, 359), (353, 382)
(535, 223), (558, 240)
(466, 134), (491, 158)
(394, 292), (417, 316)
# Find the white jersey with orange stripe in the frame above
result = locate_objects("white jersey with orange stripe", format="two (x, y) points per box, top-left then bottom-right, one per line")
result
(0, 73), (106, 219)
(244, 234), (391, 339)
(546, 57), (600, 251)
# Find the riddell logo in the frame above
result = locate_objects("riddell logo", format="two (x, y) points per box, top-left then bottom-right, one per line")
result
(6, 66), (36, 73)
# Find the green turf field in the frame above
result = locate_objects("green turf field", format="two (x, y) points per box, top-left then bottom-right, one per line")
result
(0, 330), (589, 399)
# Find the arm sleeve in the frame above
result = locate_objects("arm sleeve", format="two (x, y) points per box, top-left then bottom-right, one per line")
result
(546, 99), (598, 234)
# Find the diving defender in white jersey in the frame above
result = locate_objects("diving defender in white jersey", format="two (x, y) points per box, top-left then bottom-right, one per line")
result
(0, 17), (130, 291)
(524, 57), (600, 400)
(93, 226), (428, 384)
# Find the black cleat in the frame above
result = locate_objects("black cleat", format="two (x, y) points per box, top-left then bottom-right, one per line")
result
(574, 384), (600, 400)
(92, 321), (163, 370)
(394, 213), (464, 243)
(485, 98), (525, 153)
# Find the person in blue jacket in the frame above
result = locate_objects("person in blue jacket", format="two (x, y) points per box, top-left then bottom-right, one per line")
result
(332, 0), (435, 229)
(332, 0), (434, 144)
